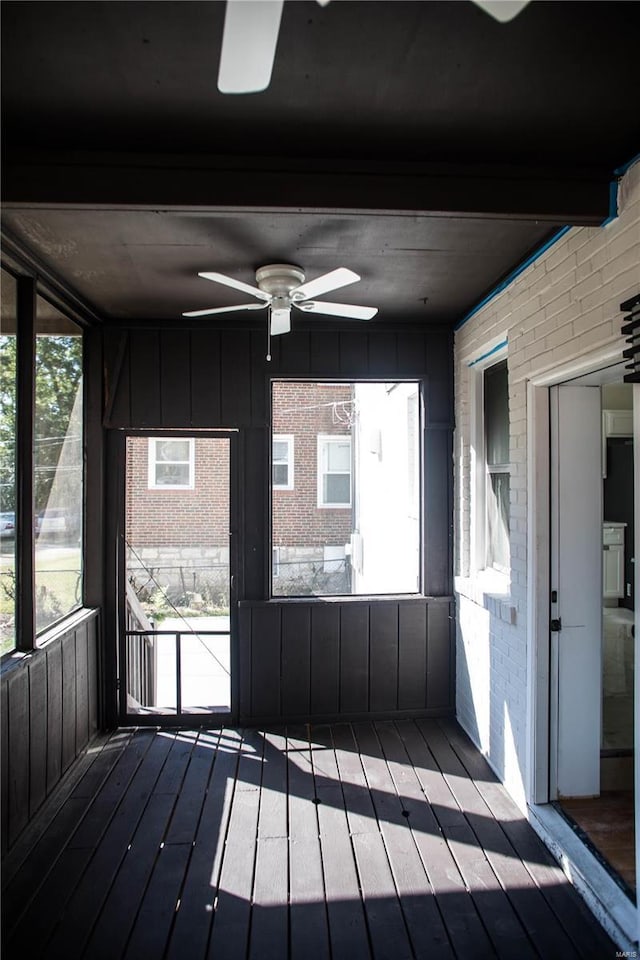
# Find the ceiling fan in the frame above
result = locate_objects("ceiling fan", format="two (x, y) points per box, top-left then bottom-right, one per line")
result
(217, 0), (530, 95)
(183, 263), (378, 357)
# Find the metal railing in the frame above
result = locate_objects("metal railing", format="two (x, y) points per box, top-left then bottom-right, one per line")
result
(124, 627), (230, 715)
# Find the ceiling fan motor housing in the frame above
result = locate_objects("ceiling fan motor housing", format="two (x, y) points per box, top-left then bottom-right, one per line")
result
(255, 264), (306, 301)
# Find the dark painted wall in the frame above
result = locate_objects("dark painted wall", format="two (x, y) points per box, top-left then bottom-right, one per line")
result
(1, 610), (100, 855)
(103, 323), (454, 723)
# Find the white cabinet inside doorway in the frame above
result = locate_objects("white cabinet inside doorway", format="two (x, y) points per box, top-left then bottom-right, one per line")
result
(603, 522), (626, 600)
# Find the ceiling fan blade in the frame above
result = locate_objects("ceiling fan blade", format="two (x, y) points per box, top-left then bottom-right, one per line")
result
(217, 0), (284, 94)
(291, 268), (360, 302)
(182, 302), (268, 318)
(198, 271), (270, 301)
(294, 301), (378, 321)
(471, 0), (529, 22)
(270, 306), (291, 335)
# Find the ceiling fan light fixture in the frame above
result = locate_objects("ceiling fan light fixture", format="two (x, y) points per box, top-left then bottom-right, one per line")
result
(217, 0), (284, 94)
(471, 0), (530, 23)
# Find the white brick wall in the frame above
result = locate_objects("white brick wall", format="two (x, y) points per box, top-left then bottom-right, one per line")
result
(454, 160), (640, 809)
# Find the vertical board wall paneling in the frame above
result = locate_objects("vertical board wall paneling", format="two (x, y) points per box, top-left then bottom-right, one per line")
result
(190, 330), (222, 427)
(310, 330), (341, 377)
(427, 601), (454, 711)
(129, 331), (161, 427)
(75, 622), (90, 753)
(338, 330), (370, 378)
(160, 330), (191, 427)
(250, 604), (281, 718)
(310, 604), (341, 716)
(398, 602), (427, 710)
(238, 598), (453, 723)
(1, 613), (101, 853)
(281, 604), (311, 717)
(367, 331), (398, 379)
(7, 669), (29, 846)
(61, 632), (77, 773)
(1, 684), (9, 855)
(369, 602), (400, 713)
(46, 642), (63, 792)
(339, 603), (370, 714)
(87, 617), (99, 737)
(424, 425), (453, 597)
(220, 330), (252, 426)
(276, 330), (311, 376)
(242, 427), (268, 600)
(28, 655), (48, 817)
(103, 331), (131, 427)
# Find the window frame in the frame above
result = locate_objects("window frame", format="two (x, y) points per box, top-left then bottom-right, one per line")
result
(317, 434), (352, 509)
(470, 344), (511, 579)
(147, 436), (195, 490)
(272, 433), (294, 490)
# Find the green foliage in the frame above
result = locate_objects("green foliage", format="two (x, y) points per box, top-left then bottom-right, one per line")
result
(0, 333), (83, 515)
(0, 336), (16, 512)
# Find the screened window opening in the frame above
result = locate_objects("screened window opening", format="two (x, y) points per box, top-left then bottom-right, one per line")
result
(148, 437), (194, 489)
(272, 381), (421, 597)
(484, 359), (510, 573)
(34, 297), (84, 634)
(0, 270), (17, 654)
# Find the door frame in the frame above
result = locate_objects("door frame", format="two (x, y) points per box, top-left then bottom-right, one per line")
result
(526, 342), (626, 805)
(116, 428), (240, 727)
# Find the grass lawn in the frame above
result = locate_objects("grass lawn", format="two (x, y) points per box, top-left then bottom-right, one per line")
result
(1, 544), (82, 651)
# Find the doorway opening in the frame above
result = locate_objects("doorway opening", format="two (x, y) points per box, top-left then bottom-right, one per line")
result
(550, 370), (636, 897)
(121, 433), (235, 721)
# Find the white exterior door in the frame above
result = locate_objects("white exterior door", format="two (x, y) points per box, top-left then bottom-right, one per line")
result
(550, 385), (602, 798)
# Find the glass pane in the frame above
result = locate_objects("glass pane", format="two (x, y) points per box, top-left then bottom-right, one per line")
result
(325, 473), (350, 504)
(156, 438), (190, 462)
(34, 297), (83, 635)
(272, 381), (420, 597)
(273, 441), (288, 461)
(155, 463), (190, 486)
(327, 440), (350, 471)
(273, 463), (288, 486)
(0, 271), (17, 654)
(487, 471), (510, 572)
(126, 436), (231, 715)
(484, 359), (509, 467)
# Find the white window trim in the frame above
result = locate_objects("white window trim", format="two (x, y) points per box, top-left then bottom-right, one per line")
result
(147, 437), (195, 490)
(317, 434), (352, 509)
(272, 434), (294, 490)
(469, 341), (511, 582)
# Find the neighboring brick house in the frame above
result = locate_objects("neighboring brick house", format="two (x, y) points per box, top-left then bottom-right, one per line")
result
(125, 436), (230, 606)
(125, 386), (353, 598)
(272, 381), (353, 594)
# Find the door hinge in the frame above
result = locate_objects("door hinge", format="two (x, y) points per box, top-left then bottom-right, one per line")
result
(550, 618), (562, 632)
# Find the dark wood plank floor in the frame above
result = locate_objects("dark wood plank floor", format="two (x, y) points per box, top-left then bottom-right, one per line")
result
(2, 719), (617, 960)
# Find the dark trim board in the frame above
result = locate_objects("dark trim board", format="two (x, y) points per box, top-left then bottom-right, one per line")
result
(238, 597), (454, 725)
(3, 150), (613, 224)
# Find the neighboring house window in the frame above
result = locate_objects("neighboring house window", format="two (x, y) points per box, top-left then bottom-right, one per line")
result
(272, 434), (294, 489)
(483, 359), (510, 573)
(148, 437), (194, 489)
(318, 435), (352, 508)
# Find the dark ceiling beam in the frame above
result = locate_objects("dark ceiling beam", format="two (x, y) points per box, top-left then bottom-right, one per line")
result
(2, 150), (613, 225)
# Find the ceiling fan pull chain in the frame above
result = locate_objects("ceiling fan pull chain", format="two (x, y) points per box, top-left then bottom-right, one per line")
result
(266, 313), (272, 362)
